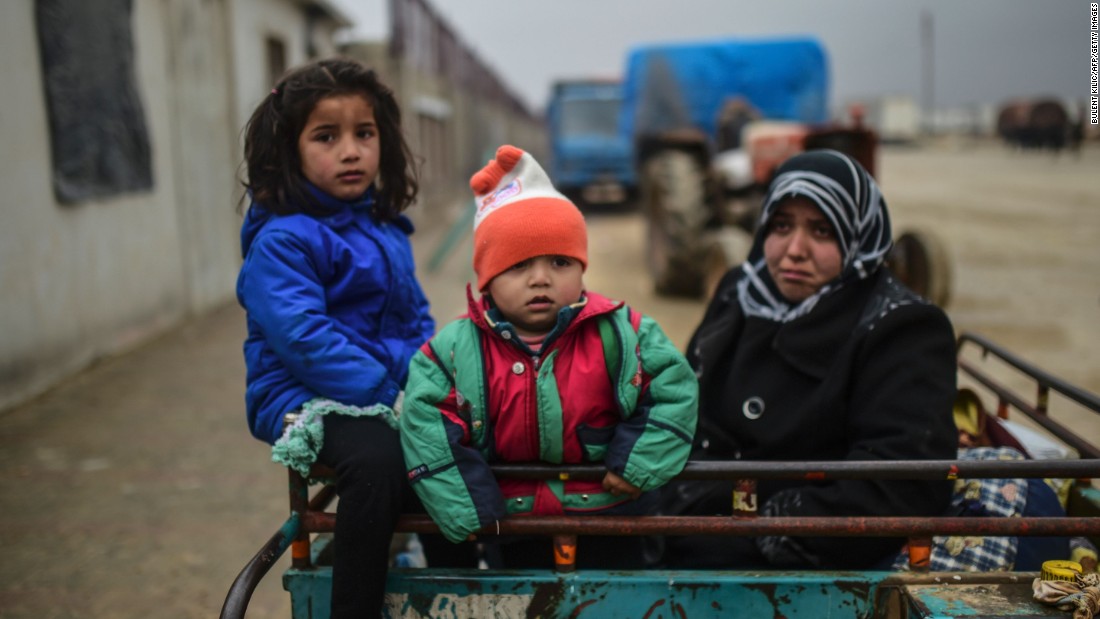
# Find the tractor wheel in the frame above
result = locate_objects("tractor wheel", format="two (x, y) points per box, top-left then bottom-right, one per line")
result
(701, 227), (753, 300)
(642, 150), (710, 297)
(888, 227), (953, 308)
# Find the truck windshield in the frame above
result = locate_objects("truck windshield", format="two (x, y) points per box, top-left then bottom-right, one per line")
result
(560, 99), (620, 138)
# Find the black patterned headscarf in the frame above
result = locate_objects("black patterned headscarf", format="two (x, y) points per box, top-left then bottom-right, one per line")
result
(737, 149), (892, 322)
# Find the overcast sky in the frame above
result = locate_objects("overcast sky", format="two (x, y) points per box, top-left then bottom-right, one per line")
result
(332, 1), (1090, 116)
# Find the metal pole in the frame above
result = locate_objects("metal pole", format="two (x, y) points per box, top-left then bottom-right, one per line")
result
(921, 10), (934, 135)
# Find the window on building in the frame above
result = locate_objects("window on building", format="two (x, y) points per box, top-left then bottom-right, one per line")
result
(266, 36), (288, 87)
(35, 0), (153, 203)
(417, 114), (448, 185)
(413, 96), (453, 187)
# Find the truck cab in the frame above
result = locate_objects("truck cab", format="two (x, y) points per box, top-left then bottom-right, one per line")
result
(546, 80), (636, 206)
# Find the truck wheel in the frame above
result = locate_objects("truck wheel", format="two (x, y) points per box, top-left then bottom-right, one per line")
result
(642, 150), (710, 297)
(888, 227), (952, 308)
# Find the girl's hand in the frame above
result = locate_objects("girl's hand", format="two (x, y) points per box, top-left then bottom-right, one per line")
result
(602, 471), (641, 500)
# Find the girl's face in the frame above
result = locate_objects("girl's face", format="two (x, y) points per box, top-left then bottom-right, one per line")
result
(297, 94), (380, 201)
(487, 255), (584, 338)
(763, 197), (843, 303)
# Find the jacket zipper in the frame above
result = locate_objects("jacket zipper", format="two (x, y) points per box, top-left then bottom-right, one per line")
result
(608, 314), (628, 416)
(524, 352), (540, 458)
(355, 218), (396, 349)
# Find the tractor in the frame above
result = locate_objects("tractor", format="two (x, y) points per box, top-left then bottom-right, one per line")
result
(623, 37), (944, 304)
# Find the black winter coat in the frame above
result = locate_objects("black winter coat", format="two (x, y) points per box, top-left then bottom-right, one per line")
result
(665, 268), (958, 569)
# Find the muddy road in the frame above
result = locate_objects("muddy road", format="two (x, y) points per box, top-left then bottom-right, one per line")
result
(422, 139), (1100, 446)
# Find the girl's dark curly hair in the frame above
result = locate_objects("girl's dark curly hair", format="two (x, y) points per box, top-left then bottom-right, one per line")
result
(241, 58), (419, 220)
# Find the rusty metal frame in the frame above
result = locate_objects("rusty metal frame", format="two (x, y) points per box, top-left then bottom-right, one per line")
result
(279, 458), (1100, 574)
(221, 331), (1100, 619)
(957, 331), (1100, 459)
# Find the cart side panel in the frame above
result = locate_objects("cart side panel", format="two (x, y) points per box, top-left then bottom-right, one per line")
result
(382, 570), (882, 619)
(284, 568), (884, 618)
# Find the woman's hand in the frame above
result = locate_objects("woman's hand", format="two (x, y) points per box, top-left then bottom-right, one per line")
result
(602, 471), (641, 500)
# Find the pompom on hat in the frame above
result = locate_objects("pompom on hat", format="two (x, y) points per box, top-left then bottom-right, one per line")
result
(470, 145), (587, 290)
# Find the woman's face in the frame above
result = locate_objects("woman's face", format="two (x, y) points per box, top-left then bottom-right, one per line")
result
(763, 197), (843, 303)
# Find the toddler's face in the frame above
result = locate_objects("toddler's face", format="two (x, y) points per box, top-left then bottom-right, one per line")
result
(298, 94), (380, 201)
(488, 255), (584, 337)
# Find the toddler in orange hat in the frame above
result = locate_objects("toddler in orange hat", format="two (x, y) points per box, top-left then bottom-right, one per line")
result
(400, 145), (698, 569)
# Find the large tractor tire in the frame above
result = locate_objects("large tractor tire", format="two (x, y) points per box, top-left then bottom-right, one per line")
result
(641, 150), (711, 297)
(701, 227), (753, 300)
(887, 227), (953, 308)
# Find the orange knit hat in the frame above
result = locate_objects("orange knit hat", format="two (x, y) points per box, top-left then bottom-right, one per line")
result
(471, 145), (587, 290)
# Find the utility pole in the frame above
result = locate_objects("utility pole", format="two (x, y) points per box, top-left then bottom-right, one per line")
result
(921, 9), (935, 135)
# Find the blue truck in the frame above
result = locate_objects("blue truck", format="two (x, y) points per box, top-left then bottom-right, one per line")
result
(545, 79), (636, 206)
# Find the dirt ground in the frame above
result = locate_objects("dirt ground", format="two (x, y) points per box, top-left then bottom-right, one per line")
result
(0, 139), (1096, 618)
(877, 139), (1100, 448)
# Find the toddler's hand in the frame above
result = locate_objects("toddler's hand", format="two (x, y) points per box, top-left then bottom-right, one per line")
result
(602, 471), (641, 500)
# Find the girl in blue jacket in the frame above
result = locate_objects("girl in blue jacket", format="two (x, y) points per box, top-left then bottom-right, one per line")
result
(236, 58), (434, 618)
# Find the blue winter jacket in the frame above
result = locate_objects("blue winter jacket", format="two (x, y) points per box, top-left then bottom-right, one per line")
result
(236, 185), (435, 444)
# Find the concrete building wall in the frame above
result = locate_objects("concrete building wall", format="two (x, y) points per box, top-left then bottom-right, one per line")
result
(0, 0), (345, 412)
(160, 0), (243, 314)
(0, 0), (537, 413)
(230, 0), (310, 136)
(341, 0), (547, 225)
(1, 0), (192, 410)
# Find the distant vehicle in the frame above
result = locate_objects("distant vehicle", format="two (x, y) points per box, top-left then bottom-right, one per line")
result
(862, 95), (921, 144)
(546, 80), (636, 206)
(620, 37), (890, 298)
(996, 98), (1078, 151)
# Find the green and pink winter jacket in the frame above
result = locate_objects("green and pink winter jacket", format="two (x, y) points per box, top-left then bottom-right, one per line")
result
(400, 289), (698, 543)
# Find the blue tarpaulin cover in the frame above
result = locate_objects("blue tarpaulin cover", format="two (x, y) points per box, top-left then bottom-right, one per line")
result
(621, 37), (829, 143)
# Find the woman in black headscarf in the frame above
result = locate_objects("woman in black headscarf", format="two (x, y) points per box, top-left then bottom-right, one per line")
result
(660, 149), (958, 570)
